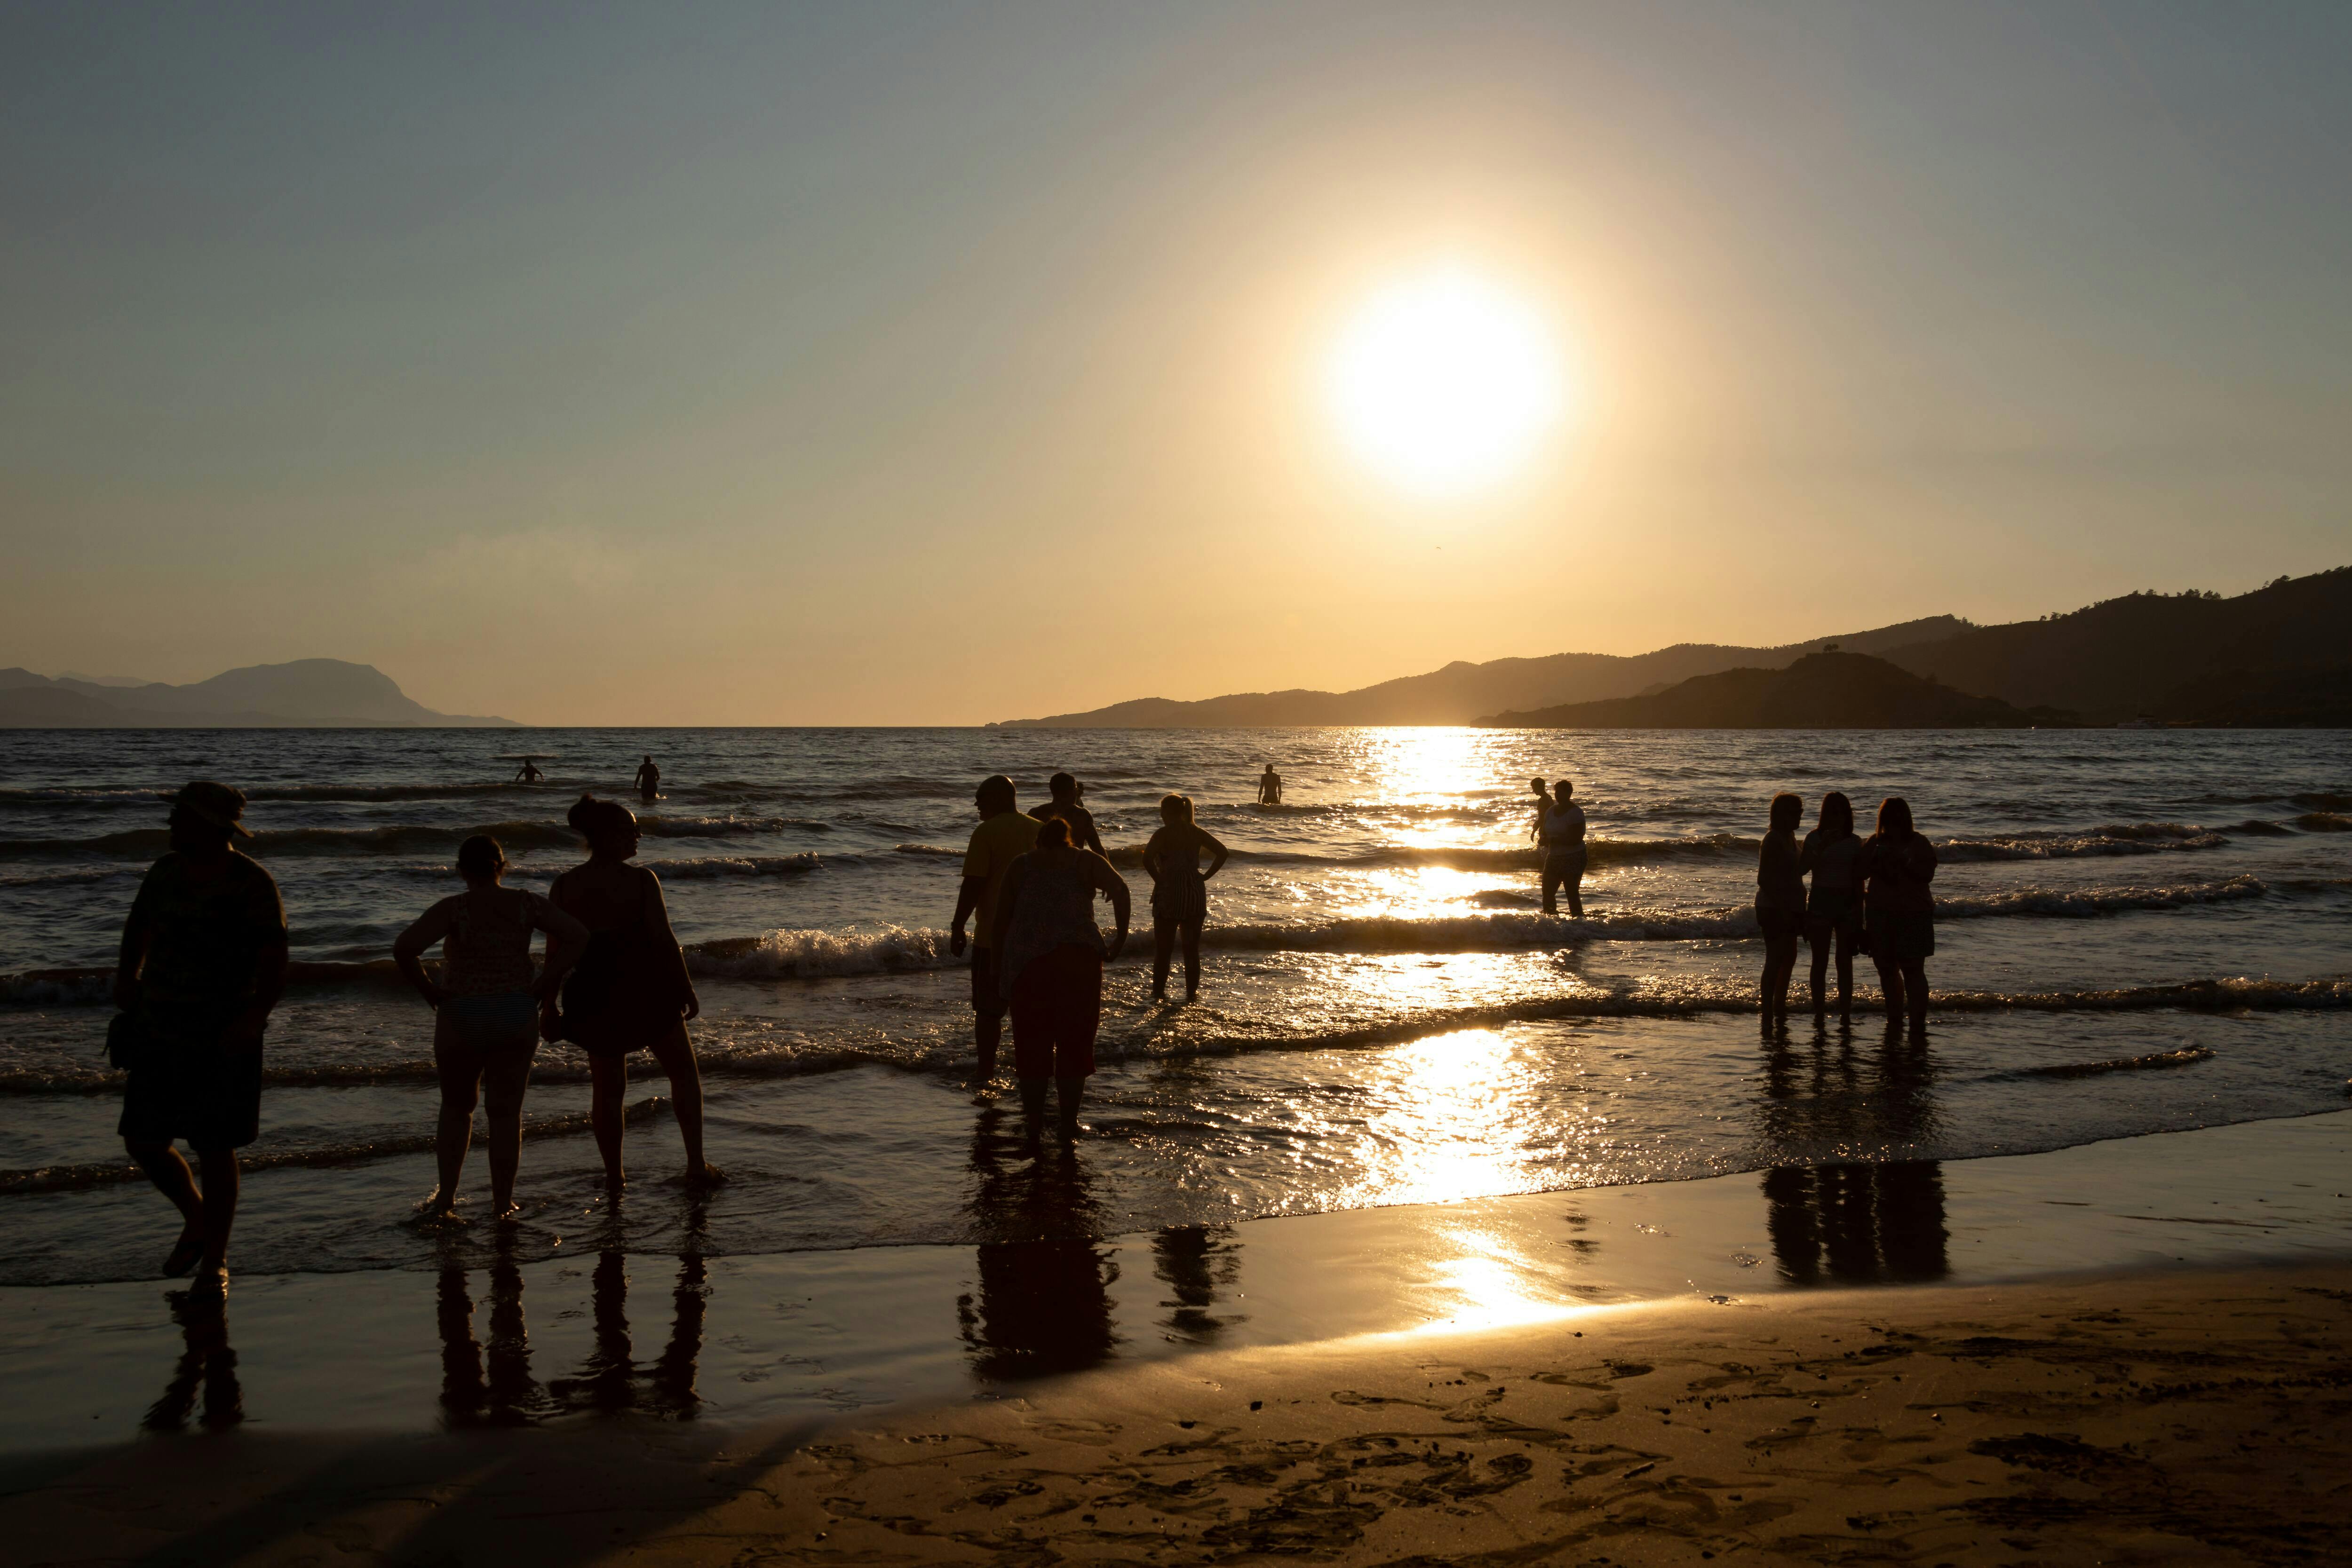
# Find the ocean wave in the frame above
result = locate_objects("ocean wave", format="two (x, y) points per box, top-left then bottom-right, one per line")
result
(644, 853), (827, 879)
(686, 924), (954, 980)
(893, 843), (964, 859)
(0, 1097), (667, 1193)
(1937, 823), (2230, 861)
(2291, 792), (2352, 812)
(1989, 1045), (2216, 1082)
(0, 814), (823, 861)
(2294, 811), (2351, 832)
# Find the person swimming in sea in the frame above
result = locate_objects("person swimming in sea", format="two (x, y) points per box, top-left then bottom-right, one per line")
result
(1143, 793), (1229, 1001)
(1755, 792), (1807, 1036)
(1256, 764), (1282, 806)
(1032, 772), (1105, 855)
(1538, 779), (1586, 918)
(512, 759), (545, 785)
(633, 755), (660, 802)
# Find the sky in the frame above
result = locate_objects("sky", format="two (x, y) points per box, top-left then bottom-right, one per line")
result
(4, 2), (2349, 724)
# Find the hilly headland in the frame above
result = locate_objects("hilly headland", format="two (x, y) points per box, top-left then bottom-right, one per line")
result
(996, 567), (2352, 728)
(0, 660), (516, 729)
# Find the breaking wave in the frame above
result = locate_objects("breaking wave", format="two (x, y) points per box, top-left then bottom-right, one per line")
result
(0, 814), (827, 860)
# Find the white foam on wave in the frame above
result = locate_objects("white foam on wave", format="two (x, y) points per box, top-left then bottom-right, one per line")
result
(650, 853), (827, 879)
(686, 924), (954, 980)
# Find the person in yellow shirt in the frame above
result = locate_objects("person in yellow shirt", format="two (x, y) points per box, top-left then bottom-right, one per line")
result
(949, 775), (1041, 1081)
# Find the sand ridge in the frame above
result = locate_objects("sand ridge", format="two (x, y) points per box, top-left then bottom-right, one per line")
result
(9, 1262), (2349, 1566)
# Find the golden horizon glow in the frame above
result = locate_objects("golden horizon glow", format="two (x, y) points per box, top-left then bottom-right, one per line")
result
(1326, 268), (1568, 498)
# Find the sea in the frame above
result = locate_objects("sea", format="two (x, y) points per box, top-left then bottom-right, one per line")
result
(2, 726), (2347, 1296)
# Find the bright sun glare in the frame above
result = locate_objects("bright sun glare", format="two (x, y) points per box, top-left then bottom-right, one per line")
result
(1327, 269), (1567, 498)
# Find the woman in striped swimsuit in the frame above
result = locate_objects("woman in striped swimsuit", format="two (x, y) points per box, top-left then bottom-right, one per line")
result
(396, 834), (587, 1219)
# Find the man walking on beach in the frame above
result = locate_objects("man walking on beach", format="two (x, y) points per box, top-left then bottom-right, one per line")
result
(115, 782), (288, 1301)
(634, 755), (660, 802)
(950, 775), (1040, 1082)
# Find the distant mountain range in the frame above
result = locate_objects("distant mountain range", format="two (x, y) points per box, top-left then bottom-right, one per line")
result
(0, 660), (516, 728)
(1485, 650), (2065, 729)
(998, 568), (2352, 728)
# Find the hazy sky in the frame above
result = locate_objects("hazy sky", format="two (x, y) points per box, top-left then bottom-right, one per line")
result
(6, 2), (2348, 723)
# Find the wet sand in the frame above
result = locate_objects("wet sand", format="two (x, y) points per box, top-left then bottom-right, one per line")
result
(4, 1113), (2350, 1563)
(8, 1260), (2349, 1565)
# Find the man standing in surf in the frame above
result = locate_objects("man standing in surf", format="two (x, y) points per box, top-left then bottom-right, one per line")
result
(950, 775), (1041, 1083)
(633, 754), (660, 802)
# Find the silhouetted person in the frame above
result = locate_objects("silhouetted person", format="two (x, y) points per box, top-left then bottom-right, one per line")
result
(543, 794), (722, 1189)
(1799, 791), (1863, 1027)
(114, 782), (288, 1299)
(950, 775), (1041, 1082)
(1859, 796), (1938, 1039)
(1256, 764), (1283, 805)
(1032, 771), (1105, 855)
(1756, 792), (1806, 1034)
(512, 760), (545, 784)
(1143, 793), (1228, 1001)
(633, 754), (660, 802)
(1539, 778), (1586, 918)
(395, 833), (586, 1219)
(1526, 777), (1550, 842)
(993, 816), (1130, 1152)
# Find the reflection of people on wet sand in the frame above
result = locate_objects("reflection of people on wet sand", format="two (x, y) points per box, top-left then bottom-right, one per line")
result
(634, 754), (660, 802)
(1755, 792), (1806, 1035)
(1538, 779), (1586, 918)
(1799, 792), (1863, 1026)
(1032, 772), (1105, 855)
(114, 781), (288, 1301)
(959, 1108), (1117, 1381)
(993, 816), (1130, 1153)
(144, 1288), (243, 1431)
(394, 834), (586, 1219)
(545, 1247), (709, 1417)
(1153, 1225), (1243, 1345)
(1256, 764), (1283, 805)
(1859, 797), (1939, 1040)
(1143, 794), (1228, 1002)
(950, 775), (1041, 1083)
(544, 795), (723, 1190)
(512, 759), (545, 784)
(1763, 1161), (1948, 1285)
(437, 1243), (545, 1426)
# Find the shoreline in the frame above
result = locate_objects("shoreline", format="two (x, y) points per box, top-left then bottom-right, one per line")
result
(8, 1259), (2348, 1565)
(2, 1111), (2346, 1458)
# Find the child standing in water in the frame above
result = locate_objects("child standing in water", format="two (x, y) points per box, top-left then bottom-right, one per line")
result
(1755, 792), (1807, 1034)
(1143, 794), (1228, 1001)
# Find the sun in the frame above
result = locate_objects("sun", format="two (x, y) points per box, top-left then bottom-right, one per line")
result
(1326, 268), (1567, 498)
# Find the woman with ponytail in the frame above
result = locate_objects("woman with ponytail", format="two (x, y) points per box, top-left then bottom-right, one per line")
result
(545, 794), (723, 1190)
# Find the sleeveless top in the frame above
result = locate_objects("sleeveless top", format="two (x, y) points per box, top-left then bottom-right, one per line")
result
(435, 888), (550, 997)
(1542, 802), (1587, 852)
(997, 847), (1108, 993)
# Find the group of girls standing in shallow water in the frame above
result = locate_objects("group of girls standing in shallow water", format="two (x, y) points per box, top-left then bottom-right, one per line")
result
(1755, 792), (1939, 1038)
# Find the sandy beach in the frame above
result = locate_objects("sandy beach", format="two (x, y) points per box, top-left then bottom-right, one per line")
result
(9, 1260), (2348, 1566)
(7, 1112), (2350, 1565)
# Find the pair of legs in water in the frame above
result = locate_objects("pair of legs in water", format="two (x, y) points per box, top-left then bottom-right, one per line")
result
(1778, 918), (1929, 1036)
(128, 1141), (237, 1290)
(429, 1010), (720, 1209)
(1152, 913), (1202, 1000)
(1541, 850), (1585, 918)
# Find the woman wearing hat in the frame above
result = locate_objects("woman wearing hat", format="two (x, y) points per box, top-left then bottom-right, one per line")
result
(113, 782), (289, 1299)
